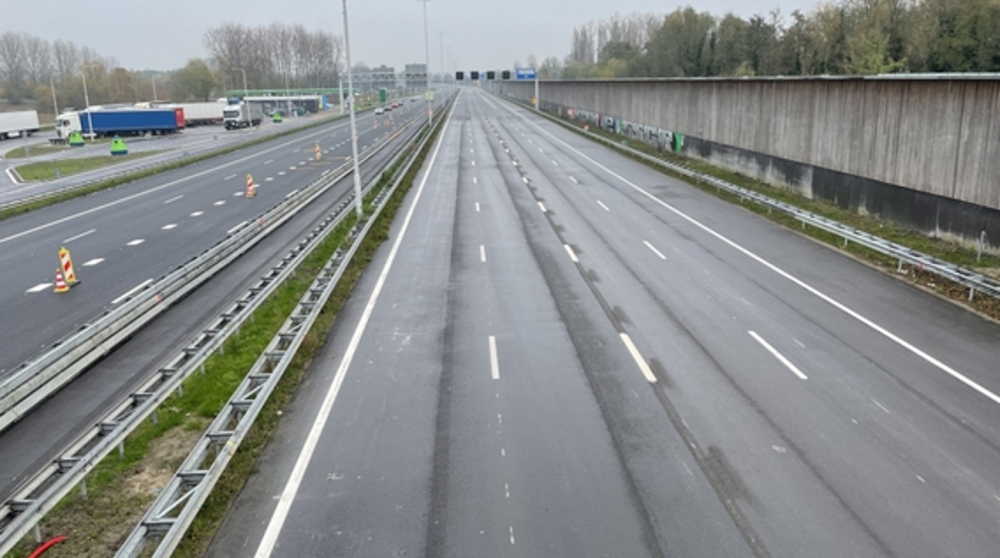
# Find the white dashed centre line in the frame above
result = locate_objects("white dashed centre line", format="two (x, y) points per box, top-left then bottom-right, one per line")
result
(475, 202), (480, 212)
(480, 245), (486, 262)
(489, 335), (500, 380)
(510, 526), (515, 545)
(264, 159), (273, 165)
(551, 159), (558, 166)
(190, 211), (204, 217)
(265, 177), (274, 182)
(872, 399), (891, 414)
(83, 258), (104, 266)
(564, 244), (579, 263)
(26, 283), (52, 294)
(162, 223), (177, 230)
(569, 175), (579, 184)
(214, 200), (225, 206)
(620, 333), (657, 383)
(749, 331), (808, 380)
(278, 171), (286, 176)
(596, 200), (610, 212)
(164, 195), (184, 204)
(64, 229), (95, 243)
(473, 177), (477, 184)
(127, 239), (145, 246)
(223, 174), (236, 181)
(234, 191), (244, 197)
(471, 160), (476, 166)
(538, 202), (547, 213)
(643, 240), (667, 260)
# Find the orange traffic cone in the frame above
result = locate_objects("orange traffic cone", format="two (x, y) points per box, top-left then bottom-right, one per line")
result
(246, 174), (256, 198)
(54, 269), (70, 293)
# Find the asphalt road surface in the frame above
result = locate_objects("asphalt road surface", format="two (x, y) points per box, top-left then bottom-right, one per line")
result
(203, 87), (999, 558)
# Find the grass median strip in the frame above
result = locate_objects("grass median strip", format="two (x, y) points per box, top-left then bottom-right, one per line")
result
(2, 143), (73, 159)
(14, 152), (163, 181)
(6, 111), (444, 558)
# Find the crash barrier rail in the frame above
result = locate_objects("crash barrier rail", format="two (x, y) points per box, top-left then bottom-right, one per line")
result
(115, 95), (453, 558)
(0, 100), (445, 554)
(0, 112), (351, 213)
(510, 96), (1000, 304)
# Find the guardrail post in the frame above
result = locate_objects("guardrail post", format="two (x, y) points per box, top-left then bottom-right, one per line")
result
(969, 287), (975, 302)
(978, 231), (987, 262)
(151, 409), (158, 426)
(33, 524), (41, 543)
(897, 259), (904, 273)
(119, 441), (125, 459)
(79, 479), (88, 501)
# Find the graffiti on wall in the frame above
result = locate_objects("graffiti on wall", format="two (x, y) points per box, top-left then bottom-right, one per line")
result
(562, 104), (683, 153)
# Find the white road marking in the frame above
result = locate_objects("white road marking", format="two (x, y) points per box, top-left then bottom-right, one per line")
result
(564, 244), (579, 263)
(233, 191), (244, 197)
(510, 526), (515, 545)
(253, 95), (458, 558)
(489, 335), (500, 380)
(596, 200), (610, 212)
(190, 211), (203, 217)
(214, 200), (225, 206)
(917, 475), (926, 483)
(505, 483), (510, 498)
(82, 258), (104, 266)
(620, 333), (657, 383)
(471, 160), (476, 166)
(126, 239), (145, 246)
(794, 338), (806, 348)
(299, 161), (307, 165)
(480, 245), (486, 262)
(522, 177), (529, 184)
(64, 229), (95, 243)
(538, 202), (547, 213)
(749, 331), (808, 380)
(473, 177), (477, 184)
(470, 148), (474, 153)
(569, 175), (579, 184)
(551, 159), (558, 166)
(223, 174), (236, 181)
(505, 105), (1000, 408)
(164, 195), (183, 204)
(264, 159), (273, 165)
(475, 202), (480, 212)
(265, 177), (274, 182)
(227, 221), (248, 234)
(643, 240), (667, 260)
(26, 283), (52, 293)
(162, 223), (177, 230)
(872, 399), (891, 414)
(538, 147), (543, 153)
(501, 448), (506, 457)
(111, 278), (153, 304)
(289, 166), (296, 170)
(497, 414), (502, 424)
(278, 171), (286, 176)
(285, 189), (299, 198)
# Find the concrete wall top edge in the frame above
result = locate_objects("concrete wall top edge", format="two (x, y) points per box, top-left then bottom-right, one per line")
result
(540, 74), (1000, 84)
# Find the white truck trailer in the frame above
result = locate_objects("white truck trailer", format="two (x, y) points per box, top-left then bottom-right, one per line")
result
(0, 110), (41, 140)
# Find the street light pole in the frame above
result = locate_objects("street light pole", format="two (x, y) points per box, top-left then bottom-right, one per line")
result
(342, 0), (364, 218)
(49, 74), (59, 118)
(237, 67), (248, 101)
(419, 0), (432, 128)
(437, 32), (445, 84)
(80, 65), (96, 142)
(151, 75), (158, 102)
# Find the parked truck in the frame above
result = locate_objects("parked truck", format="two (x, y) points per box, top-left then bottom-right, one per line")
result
(137, 101), (225, 126)
(56, 108), (183, 139)
(0, 110), (41, 140)
(223, 102), (263, 130)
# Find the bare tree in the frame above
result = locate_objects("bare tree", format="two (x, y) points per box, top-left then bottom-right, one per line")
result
(0, 32), (29, 99)
(23, 35), (51, 84)
(52, 40), (80, 76)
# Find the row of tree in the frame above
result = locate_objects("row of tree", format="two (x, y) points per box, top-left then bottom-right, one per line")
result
(558, 0), (1000, 79)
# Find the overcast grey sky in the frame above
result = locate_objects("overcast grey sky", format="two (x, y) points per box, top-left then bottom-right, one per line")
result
(2, 0), (821, 73)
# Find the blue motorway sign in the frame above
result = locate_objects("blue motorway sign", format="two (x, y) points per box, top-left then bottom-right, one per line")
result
(515, 67), (537, 80)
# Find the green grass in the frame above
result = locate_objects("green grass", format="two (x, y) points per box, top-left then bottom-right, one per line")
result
(3, 143), (72, 159)
(14, 152), (161, 181)
(4, 106), (449, 558)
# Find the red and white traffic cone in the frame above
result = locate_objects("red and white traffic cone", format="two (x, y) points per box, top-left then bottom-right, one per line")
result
(246, 174), (256, 198)
(54, 268), (70, 293)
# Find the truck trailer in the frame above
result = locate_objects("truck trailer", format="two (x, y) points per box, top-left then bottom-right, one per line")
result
(223, 102), (263, 130)
(56, 108), (183, 139)
(0, 110), (41, 140)
(173, 102), (225, 126)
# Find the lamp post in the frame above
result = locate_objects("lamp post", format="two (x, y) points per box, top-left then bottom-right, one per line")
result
(236, 67), (249, 102)
(49, 74), (59, 118)
(151, 74), (159, 102)
(419, 0), (432, 127)
(342, 0), (364, 218)
(80, 64), (97, 142)
(437, 31), (445, 84)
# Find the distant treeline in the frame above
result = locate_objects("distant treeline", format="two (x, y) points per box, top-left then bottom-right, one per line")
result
(541, 0), (1000, 79)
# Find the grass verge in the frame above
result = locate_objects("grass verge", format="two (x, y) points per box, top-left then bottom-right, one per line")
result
(5, 108), (445, 558)
(14, 152), (164, 181)
(0, 112), (357, 222)
(530, 104), (1000, 321)
(2, 143), (72, 159)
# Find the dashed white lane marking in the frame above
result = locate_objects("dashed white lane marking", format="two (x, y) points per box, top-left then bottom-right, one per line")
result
(510, 526), (515, 545)
(480, 245), (486, 262)
(917, 475), (926, 483)
(223, 174), (236, 181)
(470, 148), (474, 153)
(264, 159), (273, 165)
(164, 195), (183, 204)
(289, 166), (296, 170)
(497, 414), (502, 424)
(82, 258), (104, 267)
(489, 335), (500, 380)
(64, 229), (95, 243)
(299, 161), (306, 165)
(26, 283), (52, 293)
(749, 331), (808, 380)
(293, 148), (300, 153)
(473, 177), (477, 184)
(190, 211), (204, 217)
(537, 147), (543, 153)
(214, 200), (225, 206)
(564, 244), (579, 263)
(162, 223), (177, 230)
(538, 202), (547, 213)
(265, 177), (274, 182)
(233, 191), (244, 197)
(252, 93), (458, 558)
(794, 338), (806, 348)
(285, 189), (299, 198)
(475, 202), (480, 212)
(620, 333), (657, 383)
(872, 399), (891, 414)
(278, 171), (286, 176)
(569, 175), (579, 184)
(471, 160), (476, 166)
(111, 278), (153, 304)
(643, 240), (667, 260)
(501, 447), (506, 457)
(522, 176), (529, 184)
(596, 200), (610, 212)
(126, 239), (145, 246)
(551, 159), (558, 166)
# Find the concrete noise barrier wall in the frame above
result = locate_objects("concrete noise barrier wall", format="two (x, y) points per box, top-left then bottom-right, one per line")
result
(498, 77), (1000, 251)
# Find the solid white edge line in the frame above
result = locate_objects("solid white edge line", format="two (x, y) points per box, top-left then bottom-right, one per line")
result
(254, 93), (459, 558)
(620, 333), (657, 383)
(164, 195), (183, 204)
(596, 200), (610, 212)
(643, 240), (667, 260)
(223, 174), (237, 181)
(227, 221), (248, 235)
(749, 331), (809, 380)
(111, 278), (153, 305)
(26, 283), (52, 293)
(64, 229), (96, 243)
(502, 99), (1000, 407)
(489, 335), (500, 380)
(564, 244), (579, 263)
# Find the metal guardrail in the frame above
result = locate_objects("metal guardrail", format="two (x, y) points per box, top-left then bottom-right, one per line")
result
(0, 110), (431, 554)
(513, 97), (1000, 304)
(115, 96), (453, 558)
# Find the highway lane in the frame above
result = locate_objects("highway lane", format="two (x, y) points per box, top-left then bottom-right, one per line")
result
(0, 102), (419, 375)
(0, 96), (445, 506)
(209, 86), (1000, 558)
